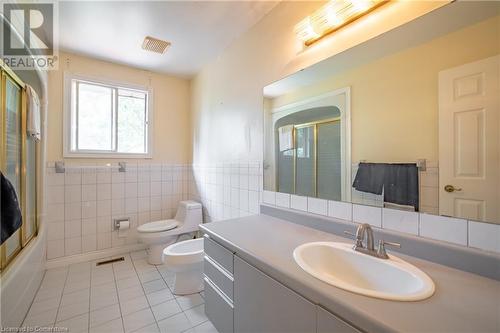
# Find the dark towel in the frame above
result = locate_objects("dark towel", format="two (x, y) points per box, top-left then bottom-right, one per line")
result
(1, 171), (22, 244)
(352, 163), (385, 195)
(352, 163), (419, 211)
(383, 164), (419, 211)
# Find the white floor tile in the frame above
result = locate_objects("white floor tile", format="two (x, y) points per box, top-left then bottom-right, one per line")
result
(157, 312), (192, 333)
(138, 271), (162, 283)
(27, 296), (61, 316)
(56, 313), (89, 333)
(145, 289), (174, 307)
(151, 299), (182, 321)
(90, 291), (119, 311)
(131, 323), (160, 333)
(90, 317), (124, 333)
(23, 307), (58, 327)
(175, 294), (204, 311)
(120, 295), (149, 316)
(123, 308), (156, 333)
(193, 320), (218, 333)
(142, 279), (167, 294)
(90, 303), (121, 328)
(118, 285), (145, 302)
(117, 276), (141, 291)
(60, 289), (90, 307)
(56, 299), (89, 322)
(184, 304), (207, 327)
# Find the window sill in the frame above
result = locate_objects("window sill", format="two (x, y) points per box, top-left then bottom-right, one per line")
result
(63, 152), (152, 159)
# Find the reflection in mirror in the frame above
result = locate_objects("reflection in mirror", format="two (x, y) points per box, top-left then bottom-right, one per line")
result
(263, 1), (500, 224)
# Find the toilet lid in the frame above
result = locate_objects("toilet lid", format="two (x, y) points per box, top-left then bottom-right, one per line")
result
(137, 220), (179, 233)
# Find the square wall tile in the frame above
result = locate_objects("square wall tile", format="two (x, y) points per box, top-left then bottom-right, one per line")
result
(382, 208), (419, 235)
(290, 195), (307, 212)
(419, 214), (467, 246)
(47, 240), (65, 259)
(262, 191), (276, 205)
(65, 237), (82, 256)
(328, 201), (352, 221)
(353, 204), (382, 227)
(82, 184), (97, 201)
(308, 198), (327, 216)
(468, 221), (500, 253)
(275, 193), (290, 208)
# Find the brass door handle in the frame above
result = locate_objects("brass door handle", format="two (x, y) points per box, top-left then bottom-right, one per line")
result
(444, 185), (462, 193)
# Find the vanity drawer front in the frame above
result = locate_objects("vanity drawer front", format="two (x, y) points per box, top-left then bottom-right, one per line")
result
(204, 236), (233, 273)
(204, 256), (234, 300)
(204, 277), (234, 333)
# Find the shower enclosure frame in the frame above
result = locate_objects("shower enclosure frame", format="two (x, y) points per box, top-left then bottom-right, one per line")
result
(267, 87), (351, 202)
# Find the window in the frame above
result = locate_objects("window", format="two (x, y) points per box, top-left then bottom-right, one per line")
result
(64, 73), (152, 157)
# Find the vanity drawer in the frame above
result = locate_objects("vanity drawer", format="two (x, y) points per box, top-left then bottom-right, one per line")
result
(204, 255), (234, 300)
(204, 236), (234, 273)
(204, 277), (234, 333)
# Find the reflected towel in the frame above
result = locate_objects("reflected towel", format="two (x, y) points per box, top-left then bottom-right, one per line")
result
(1, 172), (22, 245)
(27, 85), (41, 141)
(278, 125), (294, 152)
(352, 162), (419, 211)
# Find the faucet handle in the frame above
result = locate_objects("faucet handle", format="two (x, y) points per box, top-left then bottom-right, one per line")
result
(344, 230), (363, 248)
(377, 240), (401, 258)
(343, 231), (356, 238)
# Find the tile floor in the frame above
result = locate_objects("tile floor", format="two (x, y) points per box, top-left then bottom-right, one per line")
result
(22, 250), (218, 333)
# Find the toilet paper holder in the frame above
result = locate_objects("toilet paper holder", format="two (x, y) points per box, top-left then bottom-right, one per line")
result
(114, 218), (130, 230)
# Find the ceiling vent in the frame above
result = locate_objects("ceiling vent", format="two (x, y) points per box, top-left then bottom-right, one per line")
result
(142, 36), (171, 54)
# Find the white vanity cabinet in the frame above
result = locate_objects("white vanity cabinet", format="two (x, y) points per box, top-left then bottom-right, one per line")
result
(203, 236), (361, 333)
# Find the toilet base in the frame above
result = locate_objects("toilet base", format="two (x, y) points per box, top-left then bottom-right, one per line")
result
(148, 240), (175, 265)
(172, 265), (204, 295)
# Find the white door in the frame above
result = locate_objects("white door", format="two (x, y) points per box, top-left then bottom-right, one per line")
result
(438, 55), (499, 223)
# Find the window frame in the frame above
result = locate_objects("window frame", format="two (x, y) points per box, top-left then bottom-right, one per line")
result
(63, 72), (153, 158)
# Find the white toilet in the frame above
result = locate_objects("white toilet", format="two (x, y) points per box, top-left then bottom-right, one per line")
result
(137, 200), (202, 265)
(163, 238), (204, 295)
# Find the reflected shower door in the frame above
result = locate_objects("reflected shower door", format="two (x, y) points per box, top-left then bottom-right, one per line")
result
(295, 125), (315, 197)
(317, 121), (341, 201)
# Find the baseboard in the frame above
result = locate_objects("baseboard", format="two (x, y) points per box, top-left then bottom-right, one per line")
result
(45, 243), (148, 269)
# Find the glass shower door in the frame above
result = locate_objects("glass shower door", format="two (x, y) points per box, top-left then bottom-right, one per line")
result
(317, 121), (341, 201)
(2, 72), (23, 263)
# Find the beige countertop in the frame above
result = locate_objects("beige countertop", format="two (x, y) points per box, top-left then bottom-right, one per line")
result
(200, 214), (500, 333)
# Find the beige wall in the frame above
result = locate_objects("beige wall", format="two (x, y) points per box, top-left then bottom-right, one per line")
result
(190, 1), (448, 165)
(270, 15), (500, 163)
(47, 52), (191, 163)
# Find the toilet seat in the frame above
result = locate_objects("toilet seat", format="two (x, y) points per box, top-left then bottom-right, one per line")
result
(137, 219), (179, 233)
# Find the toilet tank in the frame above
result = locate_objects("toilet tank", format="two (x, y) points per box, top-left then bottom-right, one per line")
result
(175, 200), (203, 230)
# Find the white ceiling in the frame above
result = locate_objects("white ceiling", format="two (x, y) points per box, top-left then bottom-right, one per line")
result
(58, 1), (278, 77)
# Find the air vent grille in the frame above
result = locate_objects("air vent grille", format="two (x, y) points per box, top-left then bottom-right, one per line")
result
(142, 36), (171, 54)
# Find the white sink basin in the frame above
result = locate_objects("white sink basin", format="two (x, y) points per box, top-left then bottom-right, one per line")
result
(293, 242), (435, 301)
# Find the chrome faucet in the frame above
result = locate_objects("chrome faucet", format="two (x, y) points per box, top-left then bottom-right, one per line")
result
(344, 223), (400, 259)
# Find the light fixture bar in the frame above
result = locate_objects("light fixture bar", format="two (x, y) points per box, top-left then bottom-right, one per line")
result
(295, 0), (388, 46)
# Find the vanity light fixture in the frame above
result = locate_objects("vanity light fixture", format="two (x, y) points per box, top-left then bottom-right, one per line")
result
(295, 0), (388, 46)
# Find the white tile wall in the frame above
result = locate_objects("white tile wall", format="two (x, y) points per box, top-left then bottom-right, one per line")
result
(45, 163), (191, 260)
(290, 195), (307, 212)
(307, 198), (327, 216)
(419, 214), (467, 246)
(468, 221), (500, 253)
(382, 208), (419, 235)
(190, 161), (262, 222)
(260, 190), (500, 254)
(353, 204), (382, 227)
(275, 192), (290, 208)
(327, 201), (352, 221)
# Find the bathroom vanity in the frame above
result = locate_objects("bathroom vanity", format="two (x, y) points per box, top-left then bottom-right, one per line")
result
(201, 213), (500, 333)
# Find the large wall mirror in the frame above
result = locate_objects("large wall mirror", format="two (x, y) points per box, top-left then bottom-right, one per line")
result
(263, 1), (500, 224)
